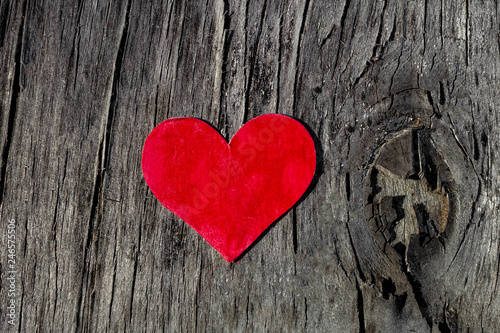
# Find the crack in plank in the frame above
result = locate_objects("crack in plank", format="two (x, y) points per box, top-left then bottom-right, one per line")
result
(75, 0), (132, 330)
(0, 0), (27, 208)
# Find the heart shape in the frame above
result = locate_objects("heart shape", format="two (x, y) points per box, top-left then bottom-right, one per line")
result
(142, 114), (316, 261)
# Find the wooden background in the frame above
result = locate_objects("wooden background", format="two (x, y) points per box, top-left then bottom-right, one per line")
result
(1, 0), (499, 332)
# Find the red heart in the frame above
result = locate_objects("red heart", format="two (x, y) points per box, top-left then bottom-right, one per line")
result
(142, 114), (316, 261)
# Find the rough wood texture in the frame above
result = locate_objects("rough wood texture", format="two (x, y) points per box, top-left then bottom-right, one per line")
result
(1, 0), (499, 332)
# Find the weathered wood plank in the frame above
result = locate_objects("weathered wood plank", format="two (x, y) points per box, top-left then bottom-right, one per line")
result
(0, 0), (499, 332)
(0, 0), (133, 331)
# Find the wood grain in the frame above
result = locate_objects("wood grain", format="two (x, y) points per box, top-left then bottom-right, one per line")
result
(1, 0), (499, 332)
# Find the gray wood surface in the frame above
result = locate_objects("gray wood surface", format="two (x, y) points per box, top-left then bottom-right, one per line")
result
(1, 0), (499, 332)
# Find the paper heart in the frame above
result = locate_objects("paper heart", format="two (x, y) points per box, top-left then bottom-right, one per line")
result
(142, 114), (316, 261)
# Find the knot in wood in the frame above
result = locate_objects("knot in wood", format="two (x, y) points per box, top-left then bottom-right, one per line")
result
(366, 129), (456, 249)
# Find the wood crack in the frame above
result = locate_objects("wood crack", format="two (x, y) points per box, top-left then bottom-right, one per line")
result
(346, 221), (366, 282)
(373, 0), (388, 56)
(217, 0), (231, 136)
(304, 297), (308, 330)
(17, 285), (24, 333)
(465, 0), (470, 66)
(75, 136), (104, 332)
(71, 0), (84, 90)
(51, 191), (60, 328)
(388, 48), (403, 94)
(345, 172), (351, 201)
(244, 0), (268, 123)
(292, 0), (310, 116)
(356, 280), (366, 333)
(0, 0), (9, 47)
(76, 1), (132, 330)
(245, 294), (250, 328)
(445, 112), (483, 269)
(423, 0), (428, 55)
(330, 0), (350, 77)
(319, 19), (335, 48)
(275, 4), (284, 114)
(397, 244), (433, 328)
(128, 212), (143, 326)
(440, 0), (444, 47)
(0, 0), (26, 208)
(292, 208), (298, 254)
(193, 256), (203, 332)
(351, 0), (395, 90)
(108, 227), (119, 328)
